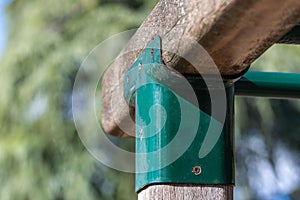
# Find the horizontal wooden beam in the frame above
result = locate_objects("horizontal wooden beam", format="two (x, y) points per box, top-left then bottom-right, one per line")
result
(102, 0), (300, 137)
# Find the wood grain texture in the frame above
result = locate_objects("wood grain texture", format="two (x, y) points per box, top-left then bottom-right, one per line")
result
(102, 0), (300, 136)
(138, 184), (233, 200)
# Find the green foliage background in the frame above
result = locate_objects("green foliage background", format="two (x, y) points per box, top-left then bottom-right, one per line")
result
(0, 0), (299, 200)
(0, 0), (156, 199)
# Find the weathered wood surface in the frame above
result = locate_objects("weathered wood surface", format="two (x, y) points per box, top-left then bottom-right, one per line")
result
(138, 185), (233, 200)
(102, 0), (300, 136)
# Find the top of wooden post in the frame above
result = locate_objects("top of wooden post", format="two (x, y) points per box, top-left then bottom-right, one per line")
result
(102, 0), (300, 137)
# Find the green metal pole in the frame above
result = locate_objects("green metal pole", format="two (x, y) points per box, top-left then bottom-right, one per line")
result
(235, 71), (300, 99)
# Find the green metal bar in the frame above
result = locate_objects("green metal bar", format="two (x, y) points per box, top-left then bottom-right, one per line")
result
(235, 71), (300, 99)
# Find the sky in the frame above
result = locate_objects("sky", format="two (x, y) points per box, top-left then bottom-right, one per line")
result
(0, 0), (12, 57)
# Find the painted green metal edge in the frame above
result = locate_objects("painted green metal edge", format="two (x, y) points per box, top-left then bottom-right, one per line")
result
(235, 71), (300, 99)
(124, 36), (162, 106)
(124, 36), (234, 192)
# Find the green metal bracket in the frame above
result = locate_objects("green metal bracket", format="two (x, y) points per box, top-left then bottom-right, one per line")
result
(124, 36), (234, 192)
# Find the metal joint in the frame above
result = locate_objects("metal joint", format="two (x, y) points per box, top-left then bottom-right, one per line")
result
(124, 36), (235, 192)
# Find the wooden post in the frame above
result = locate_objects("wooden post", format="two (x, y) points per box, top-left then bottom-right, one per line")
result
(138, 185), (233, 200)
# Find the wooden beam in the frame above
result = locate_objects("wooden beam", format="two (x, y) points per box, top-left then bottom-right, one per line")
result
(138, 185), (233, 200)
(102, 0), (300, 137)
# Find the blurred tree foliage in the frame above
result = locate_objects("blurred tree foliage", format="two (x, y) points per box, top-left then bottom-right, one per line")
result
(235, 45), (300, 200)
(0, 0), (156, 199)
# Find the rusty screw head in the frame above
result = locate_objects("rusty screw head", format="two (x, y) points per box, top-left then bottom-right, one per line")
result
(192, 166), (201, 175)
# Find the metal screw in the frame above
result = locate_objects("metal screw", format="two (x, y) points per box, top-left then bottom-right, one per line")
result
(192, 166), (201, 175)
